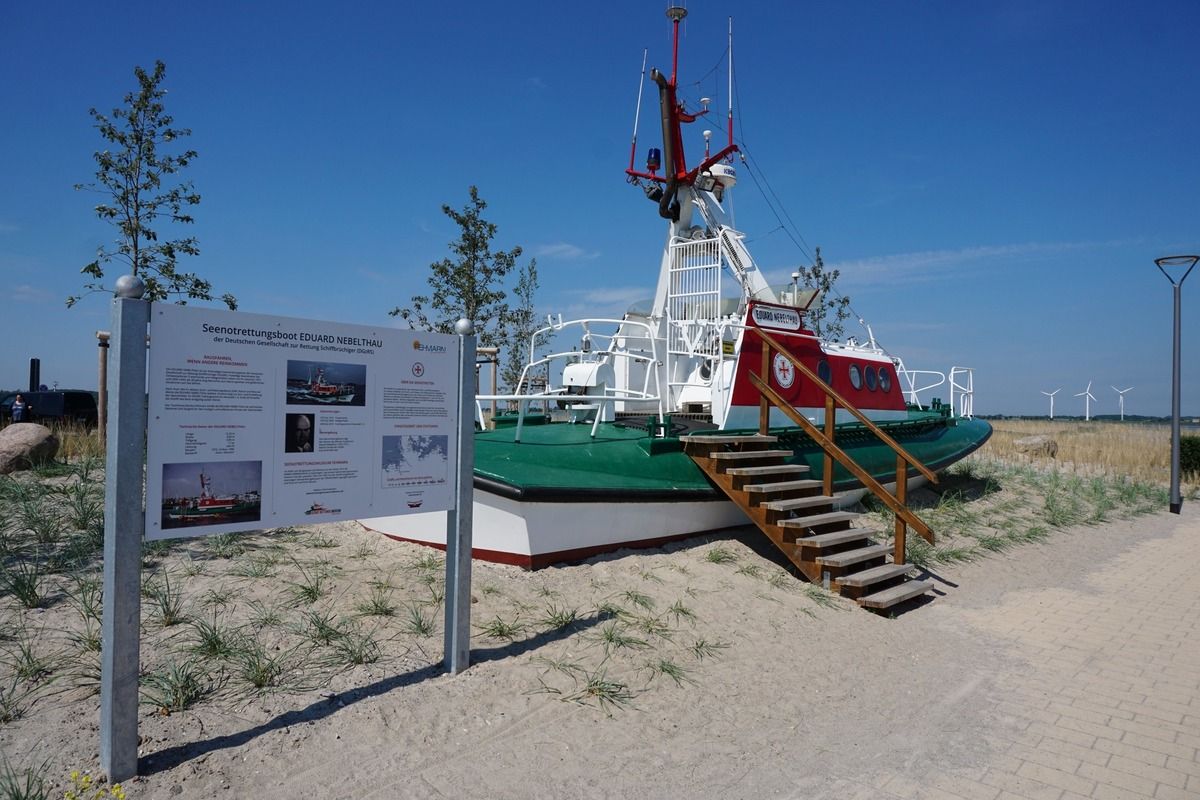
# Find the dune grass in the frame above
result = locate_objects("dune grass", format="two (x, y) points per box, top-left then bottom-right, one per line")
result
(0, 411), (1191, 773)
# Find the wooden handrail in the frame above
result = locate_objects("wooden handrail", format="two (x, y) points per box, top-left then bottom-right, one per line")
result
(749, 373), (934, 545)
(751, 328), (938, 556)
(756, 328), (939, 484)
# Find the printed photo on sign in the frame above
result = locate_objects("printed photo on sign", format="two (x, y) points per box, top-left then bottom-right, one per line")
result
(160, 460), (262, 530)
(285, 360), (367, 407)
(381, 435), (448, 488)
(284, 413), (315, 453)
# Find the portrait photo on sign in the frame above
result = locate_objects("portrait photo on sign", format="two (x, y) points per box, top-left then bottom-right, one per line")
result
(285, 360), (367, 407)
(160, 460), (262, 530)
(284, 413), (315, 453)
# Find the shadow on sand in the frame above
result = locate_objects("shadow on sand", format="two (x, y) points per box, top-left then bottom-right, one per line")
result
(139, 610), (614, 776)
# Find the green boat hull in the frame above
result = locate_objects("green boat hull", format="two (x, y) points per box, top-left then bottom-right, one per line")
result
(473, 410), (992, 501)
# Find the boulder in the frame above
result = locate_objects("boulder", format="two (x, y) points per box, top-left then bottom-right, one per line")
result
(1013, 434), (1058, 459)
(0, 423), (60, 474)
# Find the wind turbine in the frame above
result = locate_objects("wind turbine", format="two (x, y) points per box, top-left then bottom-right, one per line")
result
(1075, 381), (1096, 421)
(1040, 388), (1061, 419)
(1111, 386), (1134, 421)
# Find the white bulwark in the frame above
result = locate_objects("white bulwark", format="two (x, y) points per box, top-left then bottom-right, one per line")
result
(145, 305), (460, 539)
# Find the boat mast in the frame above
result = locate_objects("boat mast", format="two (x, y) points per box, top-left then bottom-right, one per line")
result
(625, 7), (739, 194)
(727, 17), (734, 149)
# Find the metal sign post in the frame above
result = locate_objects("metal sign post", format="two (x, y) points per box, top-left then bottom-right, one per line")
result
(444, 319), (476, 674)
(1155, 255), (1196, 514)
(100, 276), (149, 782)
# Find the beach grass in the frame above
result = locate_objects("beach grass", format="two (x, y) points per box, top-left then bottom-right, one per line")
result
(0, 421), (1194, 791)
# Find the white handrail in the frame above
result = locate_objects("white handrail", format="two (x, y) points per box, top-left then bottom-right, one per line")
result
(949, 366), (975, 419)
(479, 317), (664, 441)
(896, 368), (946, 409)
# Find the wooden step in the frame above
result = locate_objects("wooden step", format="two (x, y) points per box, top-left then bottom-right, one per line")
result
(680, 434), (778, 445)
(793, 527), (874, 550)
(815, 543), (890, 569)
(724, 464), (810, 478)
(762, 494), (835, 513)
(684, 434), (935, 615)
(834, 563), (913, 588)
(709, 449), (793, 462)
(778, 510), (860, 533)
(743, 478), (821, 495)
(858, 580), (933, 610)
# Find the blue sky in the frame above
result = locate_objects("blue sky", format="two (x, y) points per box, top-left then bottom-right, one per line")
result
(2, 0), (1198, 416)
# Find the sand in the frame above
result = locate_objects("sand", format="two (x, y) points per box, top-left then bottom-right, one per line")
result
(1, 500), (1197, 799)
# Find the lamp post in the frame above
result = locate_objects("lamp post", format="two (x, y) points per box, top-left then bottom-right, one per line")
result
(1154, 255), (1197, 514)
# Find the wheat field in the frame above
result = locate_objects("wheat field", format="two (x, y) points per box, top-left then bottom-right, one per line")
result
(981, 418), (1198, 490)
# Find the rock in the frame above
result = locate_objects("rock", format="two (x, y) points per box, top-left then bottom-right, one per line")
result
(1013, 434), (1058, 458)
(0, 423), (60, 474)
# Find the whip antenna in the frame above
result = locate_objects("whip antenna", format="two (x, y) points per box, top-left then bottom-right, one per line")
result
(627, 48), (649, 174)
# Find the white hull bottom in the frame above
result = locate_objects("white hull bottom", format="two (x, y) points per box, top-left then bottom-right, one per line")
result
(358, 476), (927, 569)
(360, 491), (750, 568)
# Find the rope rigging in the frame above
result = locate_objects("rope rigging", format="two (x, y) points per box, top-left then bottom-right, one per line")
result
(729, 59), (886, 351)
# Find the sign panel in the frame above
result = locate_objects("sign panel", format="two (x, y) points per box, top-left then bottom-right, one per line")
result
(750, 303), (802, 331)
(145, 305), (459, 539)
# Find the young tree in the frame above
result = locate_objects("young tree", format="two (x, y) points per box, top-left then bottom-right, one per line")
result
(796, 246), (851, 341)
(69, 60), (236, 309)
(390, 186), (530, 350)
(500, 259), (541, 393)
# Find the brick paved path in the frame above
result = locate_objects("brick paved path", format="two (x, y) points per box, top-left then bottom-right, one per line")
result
(875, 511), (1200, 800)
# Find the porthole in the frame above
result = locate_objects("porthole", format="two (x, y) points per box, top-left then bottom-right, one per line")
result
(879, 367), (893, 393)
(865, 365), (878, 391)
(817, 359), (831, 384)
(848, 364), (862, 390)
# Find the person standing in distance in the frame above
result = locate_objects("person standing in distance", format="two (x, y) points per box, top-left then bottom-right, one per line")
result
(11, 394), (27, 423)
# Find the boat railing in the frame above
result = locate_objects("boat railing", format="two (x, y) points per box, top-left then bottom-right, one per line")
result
(895, 365), (946, 409)
(949, 366), (975, 419)
(751, 327), (938, 566)
(663, 316), (740, 394)
(477, 317), (664, 442)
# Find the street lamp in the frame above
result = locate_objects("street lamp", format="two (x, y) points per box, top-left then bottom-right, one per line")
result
(1154, 254), (1197, 514)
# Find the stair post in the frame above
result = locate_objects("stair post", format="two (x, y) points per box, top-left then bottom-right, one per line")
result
(758, 342), (770, 435)
(822, 395), (835, 497)
(894, 454), (907, 565)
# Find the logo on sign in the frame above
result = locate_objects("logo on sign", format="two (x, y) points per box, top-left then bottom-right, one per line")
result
(412, 362), (425, 378)
(752, 305), (801, 331)
(773, 353), (796, 389)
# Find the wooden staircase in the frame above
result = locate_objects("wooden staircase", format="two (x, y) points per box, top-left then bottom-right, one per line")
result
(682, 433), (934, 612)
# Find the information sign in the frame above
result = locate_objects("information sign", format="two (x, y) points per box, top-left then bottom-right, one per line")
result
(145, 305), (459, 539)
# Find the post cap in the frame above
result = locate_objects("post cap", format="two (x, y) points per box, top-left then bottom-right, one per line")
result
(114, 274), (146, 299)
(454, 318), (474, 336)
